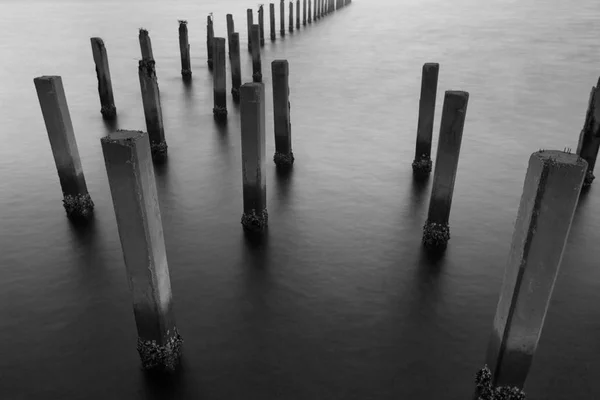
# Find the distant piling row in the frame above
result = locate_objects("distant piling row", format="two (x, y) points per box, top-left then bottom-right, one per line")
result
(90, 37), (116, 119)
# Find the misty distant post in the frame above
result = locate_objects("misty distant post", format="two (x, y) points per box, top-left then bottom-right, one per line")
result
(90, 37), (116, 119)
(258, 5), (265, 46)
(207, 15), (214, 69)
(240, 83), (268, 233)
(138, 59), (168, 163)
(280, 0), (285, 36)
(178, 20), (192, 79)
(303, 0), (307, 25)
(270, 3), (276, 40)
(101, 129), (183, 373)
(477, 150), (586, 396)
(576, 77), (600, 188)
(139, 29), (154, 61)
(230, 33), (242, 102)
(272, 60), (294, 168)
(289, 2), (294, 32)
(34, 76), (94, 220)
(422, 91), (469, 251)
(226, 14), (235, 59)
(247, 9), (254, 52)
(251, 26), (262, 83)
(308, 0), (312, 23)
(412, 63), (440, 179)
(314, 0), (317, 20)
(213, 37), (228, 122)
(296, 0), (300, 29)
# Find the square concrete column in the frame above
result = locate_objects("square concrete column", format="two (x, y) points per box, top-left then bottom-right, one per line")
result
(412, 63), (440, 178)
(226, 14), (235, 59)
(272, 60), (294, 168)
(207, 15), (214, 69)
(258, 5), (265, 46)
(230, 33), (242, 102)
(280, 0), (285, 36)
(576, 78), (600, 188)
(296, 0), (300, 29)
(422, 91), (469, 250)
(269, 3), (276, 41)
(251, 25), (262, 83)
(246, 9), (254, 52)
(303, 0), (307, 25)
(313, 0), (317, 20)
(178, 20), (192, 79)
(240, 83), (268, 233)
(139, 29), (154, 61)
(213, 37), (228, 122)
(479, 150), (586, 393)
(90, 37), (116, 119)
(34, 76), (94, 220)
(308, 0), (312, 22)
(289, 2), (294, 32)
(138, 59), (168, 162)
(101, 130), (183, 372)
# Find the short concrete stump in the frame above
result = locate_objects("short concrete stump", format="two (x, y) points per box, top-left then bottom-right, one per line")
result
(63, 193), (94, 220)
(137, 328), (184, 372)
(475, 365), (527, 400)
(213, 106), (228, 122)
(412, 154), (432, 178)
(150, 141), (168, 163)
(422, 220), (450, 250)
(241, 208), (268, 233)
(231, 88), (240, 102)
(181, 69), (192, 80)
(101, 104), (117, 120)
(583, 170), (595, 188)
(273, 151), (295, 167)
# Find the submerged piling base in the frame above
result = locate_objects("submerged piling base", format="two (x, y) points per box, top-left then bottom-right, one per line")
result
(63, 193), (95, 219)
(213, 106), (228, 122)
(412, 154), (432, 178)
(101, 104), (117, 120)
(422, 221), (450, 250)
(231, 88), (240, 102)
(241, 208), (269, 233)
(273, 151), (295, 167)
(137, 328), (184, 372)
(252, 72), (263, 83)
(583, 170), (595, 188)
(150, 141), (168, 163)
(181, 69), (192, 80)
(474, 366), (527, 400)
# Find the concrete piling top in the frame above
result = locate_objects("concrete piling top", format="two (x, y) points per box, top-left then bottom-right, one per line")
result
(532, 150), (587, 170)
(241, 82), (263, 103)
(423, 62), (439, 71)
(272, 59), (289, 75)
(101, 129), (146, 146)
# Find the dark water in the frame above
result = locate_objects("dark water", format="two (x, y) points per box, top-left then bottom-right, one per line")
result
(2, 0), (600, 398)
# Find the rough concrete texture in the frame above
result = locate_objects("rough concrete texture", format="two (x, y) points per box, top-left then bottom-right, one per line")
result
(247, 9), (254, 52)
(289, 2), (294, 32)
(484, 150), (586, 390)
(138, 59), (167, 162)
(413, 63), (440, 178)
(101, 129), (182, 372)
(207, 15), (214, 69)
(270, 3), (276, 40)
(422, 90), (469, 250)
(90, 37), (116, 119)
(230, 33), (242, 101)
(280, 0), (285, 36)
(178, 21), (192, 79)
(34, 76), (94, 219)
(226, 14), (235, 59)
(308, 0), (312, 23)
(474, 366), (527, 400)
(576, 78), (600, 188)
(271, 60), (294, 167)
(240, 83), (268, 233)
(139, 29), (154, 61)
(258, 5), (265, 46)
(213, 37), (228, 122)
(251, 26), (262, 83)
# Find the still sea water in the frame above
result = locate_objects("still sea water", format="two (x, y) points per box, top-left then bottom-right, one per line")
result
(1, 0), (599, 398)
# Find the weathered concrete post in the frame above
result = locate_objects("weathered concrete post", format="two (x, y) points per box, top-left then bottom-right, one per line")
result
(269, 3), (276, 41)
(258, 5), (265, 46)
(213, 38), (228, 122)
(34, 76), (94, 219)
(271, 60), (294, 167)
(240, 83), (268, 233)
(230, 33), (242, 102)
(422, 91), (469, 251)
(247, 9), (254, 52)
(138, 59), (168, 162)
(308, 0), (312, 23)
(280, 0), (285, 36)
(139, 29), (154, 60)
(576, 78), (600, 188)
(251, 26), (262, 83)
(289, 2), (294, 32)
(477, 150), (586, 395)
(226, 14), (235, 60)
(90, 37), (116, 119)
(296, 0), (300, 29)
(178, 20), (192, 79)
(101, 130), (183, 373)
(303, 0), (307, 25)
(412, 63), (440, 178)
(207, 15), (214, 69)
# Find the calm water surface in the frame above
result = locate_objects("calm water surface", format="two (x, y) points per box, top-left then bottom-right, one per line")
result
(1, 0), (600, 398)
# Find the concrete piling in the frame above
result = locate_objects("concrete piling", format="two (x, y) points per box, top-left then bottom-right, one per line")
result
(230, 33), (242, 101)
(226, 14), (235, 59)
(296, 0), (300, 29)
(258, 5), (265, 46)
(270, 3), (276, 41)
(139, 29), (154, 61)
(422, 91), (469, 251)
(247, 9), (254, 52)
(303, 0), (307, 25)
(240, 83), (268, 233)
(308, 0), (312, 23)
(90, 37), (116, 119)
(34, 76), (94, 220)
(213, 38), (228, 122)
(178, 20), (192, 79)
(314, 0), (317, 20)
(478, 150), (586, 394)
(138, 59), (168, 162)
(280, 0), (285, 36)
(576, 78), (600, 188)
(288, 2), (294, 33)
(101, 130), (183, 373)
(251, 26), (262, 83)
(207, 15), (214, 69)
(412, 63), (440, 178)
(271, 60), (294, 168)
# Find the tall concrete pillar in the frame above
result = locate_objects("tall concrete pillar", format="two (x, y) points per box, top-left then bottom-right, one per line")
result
(240, 83), (268, 233)
(296, 0), (300, 29)
(308, 0), (312, 23)
(34, 76), (94, 219)
(269, 3), (276, 41)
(247, 9), (254, 52)
(138, 59), (168, 162)
(213, 38), (228, 122)
(576, 78), (600, 188)
(226, 14), (235, 60)
(101, 130), (183, 372)
(207, 15), (214, 69)
(90, 37), (116, 119)
(139, 29), (154, 61)
(258, 5), (265, 46)
(422, 91), (469, 250)
(280, 0), (285, 36)
(272, 60), (294, 167)
(178, 20), (192, 79)
(412, 63), (440, 178)
(479, 150), (586, 393)
(303, 0), (307, 25)
(251, 26), (262, 83)
(289, 2), (294, 32)
(230, 33), (242, 102)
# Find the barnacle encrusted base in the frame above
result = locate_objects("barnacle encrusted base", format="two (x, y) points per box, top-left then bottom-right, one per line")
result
(412, 155), (432, 177)
(181, 69), (192, 79)
(475, 365), (527, 400)
(137, 329), (183, 372)
(150, 141), (168, 162)
(252, 72), (262, 83)
(63, 194), (94, 219)
(583, 170), (595, 188)
(422, 220), (450, 250)
(274, 151), (295, 167)
(231, 88), (240, 102)
(100, 104), (116, 120)
(241, 208), (268, 233)
(213, 106), (228, 122)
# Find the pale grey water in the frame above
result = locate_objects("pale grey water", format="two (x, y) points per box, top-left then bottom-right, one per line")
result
(1, 0), (600, 398)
